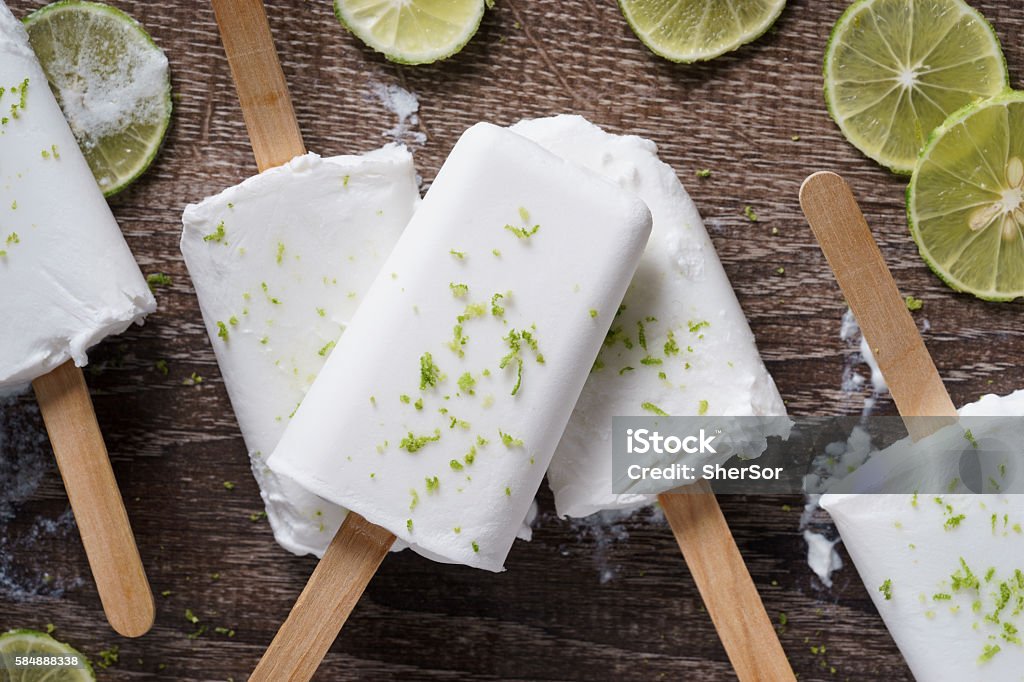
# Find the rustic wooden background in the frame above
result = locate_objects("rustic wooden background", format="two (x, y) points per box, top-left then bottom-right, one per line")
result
(2, 0), (1023, 679)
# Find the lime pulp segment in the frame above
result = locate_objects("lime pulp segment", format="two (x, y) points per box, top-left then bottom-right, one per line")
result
(618, 0), (786, 63)
(24, 0), (172, 197)
(334, 0), (487, 65)
(824, 0), (1008, 174)
(909, 92), (1024, 301)
(0, 629), (95, 682)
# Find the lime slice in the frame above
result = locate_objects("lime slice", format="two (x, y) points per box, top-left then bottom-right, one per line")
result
(23, 1), (172, 197)
(334, 0), (487, 65)
(0, 629), (95, 682)
(908, 92), (1024, 301)
(824, 0), (1007, 174)
(618, 0), (786, 63)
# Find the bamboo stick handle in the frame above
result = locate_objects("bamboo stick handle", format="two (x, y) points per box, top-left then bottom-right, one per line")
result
(32, 361), (154, 637)
(799, 171), (958, 438)
(249, 514), (395, 681)
(660, 484), (795, 682)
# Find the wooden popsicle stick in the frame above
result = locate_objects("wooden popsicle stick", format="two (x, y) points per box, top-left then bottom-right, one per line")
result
(250, 514), (395, 681)
(799, 171), (958, 439)
(660, 484), (796, 682)
(211, 0), (305, 170)
(32, 361), (154, 637)
(209, 1), (397, 678)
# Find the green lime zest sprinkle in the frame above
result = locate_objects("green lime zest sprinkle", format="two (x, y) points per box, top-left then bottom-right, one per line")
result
(471, 541), (480, 553)
(504, 223), (540, 239)
(744, 205), (759, 222)
(146, 272), (172, 291)
(400, 429), (441, 453)
(688, 320), (710, 334)
(229, 315), (238, 326)
(696, 169), (712, 178)
(414, 398), (424, 410)
(448, 324), (468, 357)
(450, 282), (469, 298)
(400, 394), (411, 404)
(879, 578), (893, 600)
(458, 302), (489, 323)
(944, 512), (967, 530)
(409, 489), (420, 510)
(589, 309), (598, 318)
(641, 402), (668, 416)
(464, 446), (477, 465)
(492, 248), (501, 257)
(155, 359), (169, 375)
(458, 372), (476, 395)
(979, 644), (1001, 663)
(663, 330), (680, 356)
(491, 293), (505, 317)
(450, 459), (464, 471)
(406, 518), (413, 532)
(420, 352), (442, 389)
(342, 175), (350, 187)
(5, 232), (19, 245)
(640, 356), (662, 366)
(449, 249), (466, 259)
(964, 429), (978, 448)
(250, 511), (268, 522)
(505, 486), (511, 496)
(425, 476), (440, 492)
(499, 430), (523, 448)
(619, 366), (635, 375)
(905, 295), (924, 311)
(222, 481), (235, 491)
(318, 340), (336, 357)
(698, 400), (709, 415)
(476, 435), (489, 446)
(204, 221), (227, 243)
(217, 321), (229, 341)
(316, 307), (326, 317)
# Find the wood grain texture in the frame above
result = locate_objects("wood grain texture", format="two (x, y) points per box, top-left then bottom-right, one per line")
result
(251, 514), (395, 682)
(210, 0), (305, 170)
(31, 362), (154, 638)
(799, 172), (960, 439)
(660, 484), (794, 682)
(2, 1), (1023, 680)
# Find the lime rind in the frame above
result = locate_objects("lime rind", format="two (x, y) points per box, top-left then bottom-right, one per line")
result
(618, 0), (786, 63)
(333, 0), (487, 65)
(908, 89), (1024, 301)
(23, 1), (172, 197)
(0, 629), (95, 682)
(824, 0), (1008, 175)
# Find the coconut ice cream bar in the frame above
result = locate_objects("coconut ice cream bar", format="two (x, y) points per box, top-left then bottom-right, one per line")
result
(509, 115), (786, 518)
(181, 146), (420, 556)
(268, 122), (652, 571)
(821, 391), (1024, 681)
(0, 1), (154, 392)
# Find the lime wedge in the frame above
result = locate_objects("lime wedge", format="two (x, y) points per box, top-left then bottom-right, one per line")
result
(908, 92), (1024, 301)
(334, 0), (487, 65)
(23, 1), (172, 197)
(824, 0), (1007, 174)
(0, 629), (95, 682)
(618, 0), (786, 63)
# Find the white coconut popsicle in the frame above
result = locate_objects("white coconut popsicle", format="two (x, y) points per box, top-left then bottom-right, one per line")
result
(821, 392), (1024, 681)
(510, 115), (786, 518)
(0, 0), (155, 637)
(181, 146), (420, 556)
(0, 1), (155, 392)
(268, 122), (652, 571)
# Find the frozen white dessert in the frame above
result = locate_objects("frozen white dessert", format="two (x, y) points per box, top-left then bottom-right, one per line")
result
(822, 391), (1024, 680)
(511, 115), (786, 518)
(0, 0), (154, 394)
(267, 123), (652, 571)
(181, 147), (419, 556)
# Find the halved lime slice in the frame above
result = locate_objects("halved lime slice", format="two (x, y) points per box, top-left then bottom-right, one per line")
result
(908, 92), (1024, 301)
(0, 629), (95, 682)
(824, 0), (1007, 174)
(24, 1), (172, 197)
(334, 0), (487, 65)
(618, 0), (786, 63)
